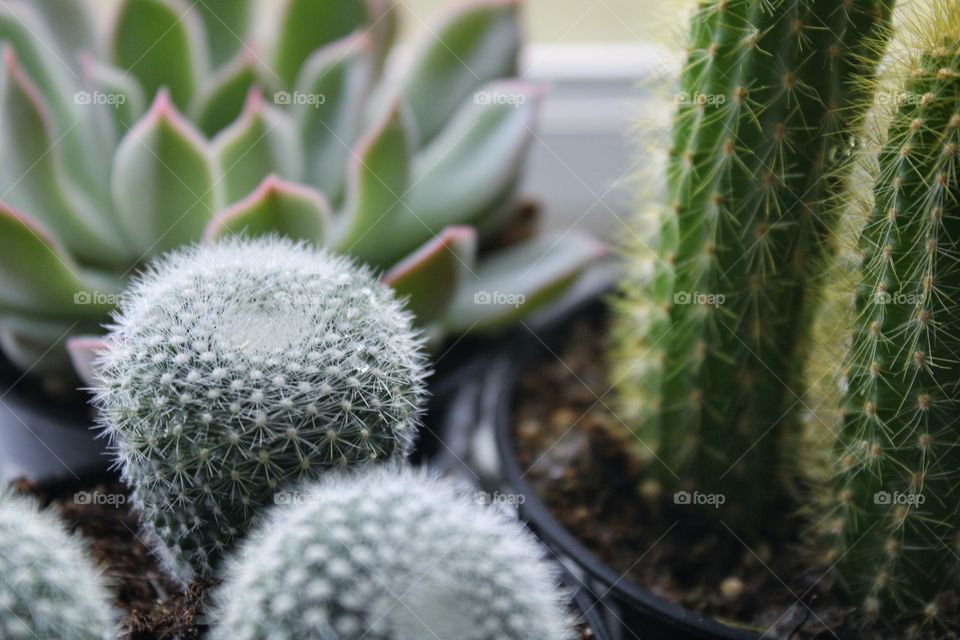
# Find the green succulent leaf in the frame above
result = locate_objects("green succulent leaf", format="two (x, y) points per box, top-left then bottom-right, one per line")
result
(0, 317), (77, 374)
(384, 226), (477, 325)
(79, 54), (147, 144)
(190, 51), (261, 137)
(0, 47), (128, 267)
(0, 204), (121, 319)
(333, 102), (411, 266)
(295, 34), (373, 207)
(110, 0), (208, 106)
(111, 90), (220, 258)
(213, 89), (304, 204)
(22, 0), (98, 60)
(445, 231), (605, 332)
(205, 175), (329, 244)
(194, 0), (253, 67)
(0, 2), (77, 125)
(400, 0), (521, 145)
(65, 335), (108, 387)
(367, 0), (400, 74)
(9, 0), (97, 63)
(407, 81), (542, 234)
(273, 0), (369, 87)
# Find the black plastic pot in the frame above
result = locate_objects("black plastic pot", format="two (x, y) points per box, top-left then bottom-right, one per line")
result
(0, 360), (110, 487)
(469, 291), (758, 640)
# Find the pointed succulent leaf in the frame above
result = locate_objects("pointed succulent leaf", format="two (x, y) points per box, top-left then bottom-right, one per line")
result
(400, 0), (521, 145)
(0, 3), (77, 125)
(367, 0), (400, 74)
(0, 47), (129, 267)
(65, 336), (108, 388)
(194, 0), (253, 67)
(407, 81), (542, 234)
(384, 226), (478, 325)
(273, 0), (369, 87)
(213, 89), (304, 204)
(0, 318), (77, 374)
(111, 90), (220, 257)
(445, 231), (605, 332)
(79, 53), (147, 144)
(190, 50), (261, 137)
(333, 102), (411, 266)
(204, 175), (329, 244)
(0, 205), (122, 318)
(11, 0), (98, 62)
(110, 0), (209, 106)
(295, 34), (373, 206)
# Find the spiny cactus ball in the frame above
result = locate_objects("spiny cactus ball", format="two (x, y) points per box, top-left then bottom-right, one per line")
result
(0, 492), (116, 640)
(96, 237), (427, 582)
(211, 467), (574, 640)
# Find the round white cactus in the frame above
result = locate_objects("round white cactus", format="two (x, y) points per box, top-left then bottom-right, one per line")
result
(95, 237), (427, 582)
(210, 466), (575, 640)
(0, 492), (116, 640)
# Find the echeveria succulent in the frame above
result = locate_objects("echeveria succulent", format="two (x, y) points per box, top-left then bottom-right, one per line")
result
(0, 0), (602, 377)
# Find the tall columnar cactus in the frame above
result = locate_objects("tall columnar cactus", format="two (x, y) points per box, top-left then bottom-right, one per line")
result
(816, 6), (960, 622)
(95, 238), (427, 582)
(611, 0), (894, 521)
(0, 492), (116, 639)
(0, 0), (600, 377)
(210, 467), (574, 640)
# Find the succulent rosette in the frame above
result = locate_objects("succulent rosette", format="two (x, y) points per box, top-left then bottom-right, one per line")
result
(0, 0), (602, 377)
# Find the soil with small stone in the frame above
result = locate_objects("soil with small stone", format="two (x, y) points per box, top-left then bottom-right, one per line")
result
(12, 476), (599, 639)
(512, 314), (959, 640)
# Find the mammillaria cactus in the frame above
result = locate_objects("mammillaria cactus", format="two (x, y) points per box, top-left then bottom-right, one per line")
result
(0, 491), (116, 639)
(610, 0), (894, 522)
(210, 466), (574, 640)
(813, 4), (960, 622)
(0, 0), (601, 377)
(95, 238), (428, 582)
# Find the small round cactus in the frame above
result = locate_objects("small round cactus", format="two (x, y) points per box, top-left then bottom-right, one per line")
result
(0, 492), (116, 640)
(210, 466), (574, 640)
(95, 237), (427, 582)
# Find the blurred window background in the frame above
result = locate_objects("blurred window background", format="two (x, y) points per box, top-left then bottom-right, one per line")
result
(404, 0), (682, 241)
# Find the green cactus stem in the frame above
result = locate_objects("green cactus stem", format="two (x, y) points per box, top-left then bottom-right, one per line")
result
(611, 0), (894, 523)
(818, 6), (960, 622)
